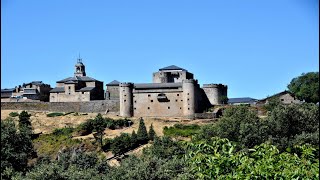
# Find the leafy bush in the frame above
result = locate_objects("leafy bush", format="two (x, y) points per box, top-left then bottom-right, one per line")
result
(184, 137), (319, 179)
(9, 112), (19, 117)
(46, 112), (64, 117)
(52, 127), (75, 136)
(163, 124), (200, 137)
(1, 118), (34, 179)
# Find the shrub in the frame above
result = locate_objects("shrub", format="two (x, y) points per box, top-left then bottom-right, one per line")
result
(163, 124), (200, 137)
(46, 112), (64, 117)
(9, 112), (19, 117)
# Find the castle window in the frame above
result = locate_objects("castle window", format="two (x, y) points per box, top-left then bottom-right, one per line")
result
(187, 98), (189, 101)
(134, 108), (136, 110)
(134, 100), (137, 103)
(175, 99), (178, 102)
(177, 94), (179, 96)
(188, 108), (190, 110)
(124, 94), (126, 97)
(181, 100), (183, 101)
(281, 99), (284, 101)
(124, 100), (126, 102)
(180, 107), (182, 109)
(68, 86), (71, 89)
(148, 94), (151, 97)
(82, 92), (84, 94)
(187, 93), (189, 95)
(168, 107), (170, 109)
(151, 100), (153, 102)
(148, 107), (150, 109)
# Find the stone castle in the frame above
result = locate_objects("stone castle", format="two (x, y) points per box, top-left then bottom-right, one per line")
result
(3, 58), (227, 118)
(117, 65), (227, 118)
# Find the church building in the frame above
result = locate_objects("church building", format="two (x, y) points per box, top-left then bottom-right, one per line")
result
(49, 57), (104, 102)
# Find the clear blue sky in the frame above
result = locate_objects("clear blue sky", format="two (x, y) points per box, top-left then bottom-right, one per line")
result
(1, 0), (319, 99)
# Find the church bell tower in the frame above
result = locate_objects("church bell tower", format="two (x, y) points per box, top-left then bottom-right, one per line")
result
(74, 56), (86, 77)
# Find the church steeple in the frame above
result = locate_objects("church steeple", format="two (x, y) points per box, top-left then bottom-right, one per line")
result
(74, 55), (86, 77)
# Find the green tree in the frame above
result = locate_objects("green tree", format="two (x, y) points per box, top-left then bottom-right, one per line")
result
(137, 118), (148, 144)
(18, 111), (32, 130)
(148, 123), (156, 141)
(92, 114), (105, 147)
(131, 130), (138, 148)
(263, 96), (281, 112)
(288, 72), (319, 103)
(219, 95), (229, 105)
(1, 119), (35, 178)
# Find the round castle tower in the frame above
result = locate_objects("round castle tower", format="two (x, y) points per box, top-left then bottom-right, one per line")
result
(202, 84), (228, 105)
(182, 79), (196, 118)
(119, 82), (133, 117)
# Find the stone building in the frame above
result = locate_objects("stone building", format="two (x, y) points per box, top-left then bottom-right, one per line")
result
(1, 81), (51, 101)
(105, 80), (120, 100)
(49, 58), (104, 102)
(257, 90), (302, 105)
(119, 65), (227, 118)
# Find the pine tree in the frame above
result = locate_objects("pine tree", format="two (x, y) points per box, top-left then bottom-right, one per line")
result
(137, 118), (148, 144)
(131, 130), (138, 148)
(92, 113), (105, 147)
(148, 123), (156, 141)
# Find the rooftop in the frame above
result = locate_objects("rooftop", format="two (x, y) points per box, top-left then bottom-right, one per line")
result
(228, 97), (257, 104)
(159, 65), (186, 71)
(106, 80), (120, 86)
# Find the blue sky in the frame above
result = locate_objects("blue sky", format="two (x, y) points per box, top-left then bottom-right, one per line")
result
(1, 0), (319, 99)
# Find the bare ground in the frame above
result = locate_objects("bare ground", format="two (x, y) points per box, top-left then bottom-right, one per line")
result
(1, 110), (215, 139)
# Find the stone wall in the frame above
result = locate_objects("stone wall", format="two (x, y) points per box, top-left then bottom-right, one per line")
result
(1, 100), (120, 113)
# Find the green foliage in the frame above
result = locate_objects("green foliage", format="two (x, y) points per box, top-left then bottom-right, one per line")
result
(163, 124), (200, 137)
(76, 117), (133, 136)
(266, 103), (319, 150)
(144, 136), (185, 159)
(33, 127), (81, 157)
(52, 127), (75, 136)
(1, 119), (34, 179)
(15, 149), (108, 180)
(148, 123), (156, 141)
(9, 111), (19, 117)
(184, 137), (319, 179)
(288, 72), (319, 103)
(219, 95), (229, 104)
(263, 96), (281, 112)
(106, 155), (192, 180)
(131, 130), (138, 148)
(110, 133), (132, 155)
(19, 110), (32, 129)
(46, 112), (64, 117)
(196, 106), (264, 148)
(137, 118), (148, 144)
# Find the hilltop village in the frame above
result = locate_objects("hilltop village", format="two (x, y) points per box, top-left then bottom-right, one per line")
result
(1, 57), (301, 118)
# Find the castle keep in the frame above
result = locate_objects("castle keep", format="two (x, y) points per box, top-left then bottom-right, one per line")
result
(117, 65), (227, 118)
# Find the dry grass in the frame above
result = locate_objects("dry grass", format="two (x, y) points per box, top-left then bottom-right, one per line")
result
(1, 110), (215, 139)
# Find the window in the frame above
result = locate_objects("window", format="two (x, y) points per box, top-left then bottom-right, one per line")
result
(148, 94), (151, 97)
(148, 107), (150, 109)
(124, 100), (126, 102)
(188, 108), (190, 110)
(124, 94), (126, 97)
(177, 94), (179, 96)
(134, 108), (136, 110)
(281, 99), (284, 101)
(168, 107), (170, 109)
(180, 107), (181, 109)
(68, 86), (71, 89)
(82, 92), (84, 94)
(187, 93), (189, 95)
(187, 98), (189, 101)
(175, 99), (178, 102)
(134, 100), (137, 103)
(151, 100), (153, 102)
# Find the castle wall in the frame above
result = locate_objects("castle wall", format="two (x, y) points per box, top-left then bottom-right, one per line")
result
(1, 100), (119, 113)
(132, 90), (184, 117)
(202, 84), (228, 105)
(106, 86), (119, 100)
(119, 83), (133, 117)
(182, 79), (195, 117)
(50, 92), (90, 102)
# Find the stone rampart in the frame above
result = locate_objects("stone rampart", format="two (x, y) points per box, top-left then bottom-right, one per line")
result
(1, 100), (120, 113)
